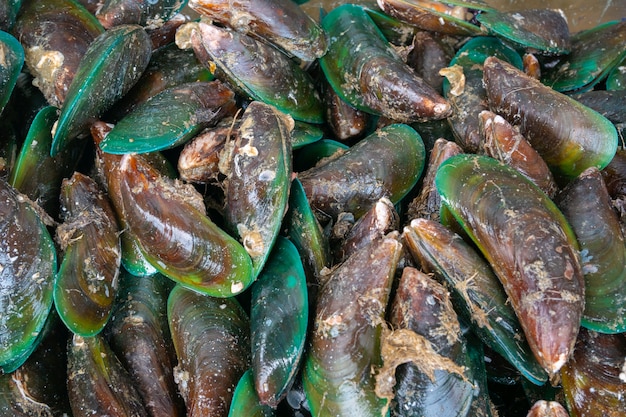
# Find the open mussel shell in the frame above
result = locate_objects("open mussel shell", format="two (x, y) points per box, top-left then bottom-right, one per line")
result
(403, 218), (549, 385)
(118, 153), (254, 297)
(177, 21), (324, 124)
(168, 284), (250, 417)
(476, 8), (570, 55)
(13, 0), (104, 108)
(542, 20), (626, 93)
(298, 123), (425, 220)
(320, 4), (451, 123)
(54, 172), (121, 337)
(188, 0), (327, 63)
(96, 0), (187, 29)
(303, 236), (402, 417)
(376, 0), (491, 36)
(51, 24), (151, 156)
(67, 333), (148, 416)
(222, 101), (292, 277)
(0, 179), (56, 373)
(435, 153), (584, 376)
(0, 30), (23, 115)
(379, 267), (476, 417)
(228, 370), (275, 417)
(555, 167), (626, 333)
(106, 271), (183, 417)
(560, 328), (626, 416)
(8, 105), (85, 219)
(99, 80), (236, 154)
(250, 236), (307, 407)
(483, 56), (618, 180)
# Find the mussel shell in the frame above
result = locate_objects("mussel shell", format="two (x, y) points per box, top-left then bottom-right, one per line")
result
(376, 0), (489, 36)
(8, 105), (85, 219)
(250, 236), (308, 407)
(177, 120), (233, 184)
(0, 179), (56, 373)
(386, 267), (476, 417)
(0, 30), (23, 114)
(601, 147), (626, 198)
(118, 153), (254, 297)
(96, 0), (186, 29)
(403, 218), (549, 385)
(51, 24), (151, 156)
(0, 316), (71, 416)
(292, 138), (348, 173)
(406, 137), (463, 222)
(106, 271), (183, 417)
(99, 80), (237, 154)
(483, 56), (618, 180)
(320, 4), (451, 123)
(13, 0), (104, 108)
(92, 121), (174, 277)
(187, 0), (327, 63)
(177, 21), (324, 124)
(322, 76), (370, 142)
(302, 236), (402, 417)
(435, 153), (584, 376)
(560, 328), (626, 416)
(298, 123), (425, 220)
(476, 9), (570, 55)
(291, 121), (323, 149)
(478, 110), (557, 198)
(67, 334), (148, 416)
(54, 172), (121, 336)
(223, 101), (292, 276)
(555, 167), (626, 333)
(606, 55), (626, 90)
(443, 36), (522, 153)
(337, 197), (399, 263)
(283, 178), (330, 285)
(542, 20), (626, 93)
(105, 43), (214, 122)
(526, 400), (569, 417)
(228, 370), (275, 417)
(168, 284), (250, 417)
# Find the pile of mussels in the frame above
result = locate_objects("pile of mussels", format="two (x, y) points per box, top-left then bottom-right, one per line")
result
(1, 0), (625, 415)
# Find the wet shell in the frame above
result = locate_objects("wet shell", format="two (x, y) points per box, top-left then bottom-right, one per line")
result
(187, 0), (327, 62)
(302, 237), (402, 417)
(320, 4), (451, 123)
(483, 56), (618, 180)
(223, 101), (293, 276)
(0, 179), (56, 373)
(168, 284), (250, 417)
(67, 334), (147, 417)
(250, 237), (308, 407)
(298, 123), (425, 220)
(51, 24), (151, 156)
(435, 153), (584, 376)
(118, 153), (254, 297)
(54, 172), (121, 336)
